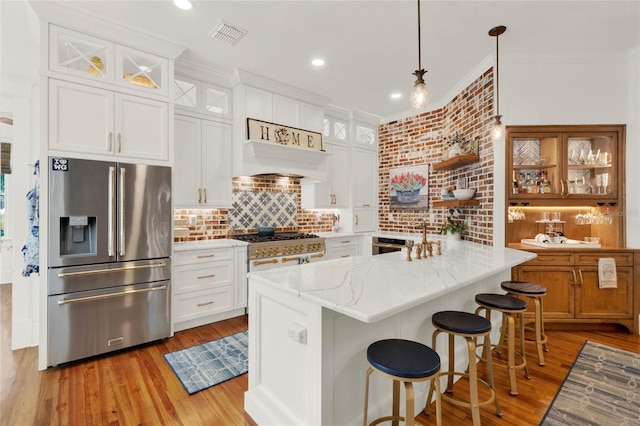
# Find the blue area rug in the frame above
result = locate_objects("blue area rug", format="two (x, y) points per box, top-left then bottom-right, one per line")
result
(540, 340), (640, 425)
(164, 331), (248, 395)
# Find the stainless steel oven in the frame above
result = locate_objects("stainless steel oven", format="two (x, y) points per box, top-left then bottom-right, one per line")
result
(372, 237), (408, 255)
(230, 232), (326, 272)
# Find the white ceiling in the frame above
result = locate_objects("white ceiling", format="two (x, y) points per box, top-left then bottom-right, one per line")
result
(41, 1), (640, 120)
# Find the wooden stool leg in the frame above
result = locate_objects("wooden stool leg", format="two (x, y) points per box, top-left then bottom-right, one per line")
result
(506, 314), (518, 396)
(520, 312), (530, 379)
(363, 367), (373, 426)
(532, 297), (546, 365)
(392, 380), (400, 426)
(466, 337), (481, 426)
(404, 382), (414, 426)
(447, 333), (455, 392)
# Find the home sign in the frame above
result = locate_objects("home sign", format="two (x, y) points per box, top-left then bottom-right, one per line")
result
(247, 118), (324, 152)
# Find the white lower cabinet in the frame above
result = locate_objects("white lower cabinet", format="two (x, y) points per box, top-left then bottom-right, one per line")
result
(173, 245), (246, 332)
(324, 235), (361, 260)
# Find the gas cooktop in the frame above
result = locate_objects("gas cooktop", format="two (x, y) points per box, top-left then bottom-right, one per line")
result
(230, 232), (320, 243)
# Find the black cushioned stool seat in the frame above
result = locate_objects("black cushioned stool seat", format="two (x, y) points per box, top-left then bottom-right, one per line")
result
(475, 293), (530, 396)
(501, 280), (549, 365)
(425, 311), (502, 426)
(363, 339), (442, 426)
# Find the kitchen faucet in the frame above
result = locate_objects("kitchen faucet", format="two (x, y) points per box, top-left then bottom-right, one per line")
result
(399, 214), (435, 258)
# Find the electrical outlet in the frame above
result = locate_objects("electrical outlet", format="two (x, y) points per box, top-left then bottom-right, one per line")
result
(287, 323), (307, 344)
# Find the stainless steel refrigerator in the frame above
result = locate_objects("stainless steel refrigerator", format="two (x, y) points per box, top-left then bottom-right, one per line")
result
(47, 157), (172, 366)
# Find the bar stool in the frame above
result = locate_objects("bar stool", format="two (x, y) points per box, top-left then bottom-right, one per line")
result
(474, 293), (530, 396)
(501, 280), (549, 366)
(363, 338), (442, 426)
(424, 311), (502, 426)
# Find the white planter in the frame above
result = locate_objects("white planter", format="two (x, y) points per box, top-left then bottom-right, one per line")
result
(443, 233), (462, 251)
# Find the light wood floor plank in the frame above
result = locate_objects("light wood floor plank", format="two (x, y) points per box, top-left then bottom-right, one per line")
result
(1, 284), (638, 425)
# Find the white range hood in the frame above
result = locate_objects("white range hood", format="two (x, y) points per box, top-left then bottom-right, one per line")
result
(234, 139), (329, 182)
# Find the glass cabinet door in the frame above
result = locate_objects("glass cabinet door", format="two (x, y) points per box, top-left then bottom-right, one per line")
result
(49, 26), (113, 81)
(116, 46), (168, 95)
(509, 133), (561, 199)
(563, 132), (618, 200)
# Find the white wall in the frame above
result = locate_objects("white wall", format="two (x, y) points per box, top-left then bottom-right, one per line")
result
(0, 1), (41, 349)
(493, 50), (639, 248)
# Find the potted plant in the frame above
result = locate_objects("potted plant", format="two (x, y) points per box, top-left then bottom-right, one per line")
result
(440, 217), (467, 236)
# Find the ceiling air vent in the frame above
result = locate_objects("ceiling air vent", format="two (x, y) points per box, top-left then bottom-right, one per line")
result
(209, 20), (247, 46)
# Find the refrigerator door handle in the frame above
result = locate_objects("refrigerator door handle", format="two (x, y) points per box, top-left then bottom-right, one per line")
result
(119, 167), (126, 256)
(57, 261), (167, 278)
(108, 166), (116, 257)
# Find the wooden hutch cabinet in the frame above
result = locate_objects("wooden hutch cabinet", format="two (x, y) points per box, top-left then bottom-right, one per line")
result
(505, 125), (639, 334)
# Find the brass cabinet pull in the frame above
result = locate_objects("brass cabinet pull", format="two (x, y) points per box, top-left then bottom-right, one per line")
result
(197, 301), (214, 307)
(560, 179), (565, 196)
(341, 240), (351, 244)
(578, 269), (584, 285)
(341, 255), (350, 258)
(310, 253), (324, 259)
(571, 269), (578, 285)
(198, 188), (202, 204)
(197, 274), (216, 279)
(362, 204), (371, 207)
(108, 132), (113, 152)
(282, 256), (300, 263)
(197, 254), (215, 259)
(204, 188), (207, 203)
(253, 259), (278, 266)
(118, 133), (122, 152)
(355, 215), (359, 226)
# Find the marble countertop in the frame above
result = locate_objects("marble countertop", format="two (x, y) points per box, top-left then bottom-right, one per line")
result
(173, 238), (248, 252)
(248, 240), (536, 323)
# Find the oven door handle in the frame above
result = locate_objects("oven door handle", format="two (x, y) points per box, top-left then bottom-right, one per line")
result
(57, 285), (167, 305)
(372, 242), (407, 250)
(253, 259), (279, 267)
(282, 256), (301, 263)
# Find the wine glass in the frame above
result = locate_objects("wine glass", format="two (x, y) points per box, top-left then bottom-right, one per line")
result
(595, 175), (602, 194)
(601, 173), (609, 194)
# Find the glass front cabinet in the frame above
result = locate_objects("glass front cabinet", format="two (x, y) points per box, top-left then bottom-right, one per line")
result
(506, 125), (624, 206)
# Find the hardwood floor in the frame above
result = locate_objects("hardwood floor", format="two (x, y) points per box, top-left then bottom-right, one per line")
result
(2, 283), (639, 425)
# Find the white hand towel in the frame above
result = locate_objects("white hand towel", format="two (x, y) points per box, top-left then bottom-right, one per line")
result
(598, 258), (617, 289)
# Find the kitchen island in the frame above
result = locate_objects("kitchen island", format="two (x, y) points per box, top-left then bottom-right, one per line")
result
(244, 239), (536, 425)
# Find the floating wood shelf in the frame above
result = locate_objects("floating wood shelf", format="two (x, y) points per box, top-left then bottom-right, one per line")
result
(432, 199), (480, 207)
(432, 155), (479, 171)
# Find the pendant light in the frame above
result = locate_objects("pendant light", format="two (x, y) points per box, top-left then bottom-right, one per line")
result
(410, 0), (429, 108)
(489, 25), (506, 140)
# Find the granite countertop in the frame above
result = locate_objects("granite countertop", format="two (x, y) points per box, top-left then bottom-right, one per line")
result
(173, 238), (248, 252)
(248, 240), (536, 323)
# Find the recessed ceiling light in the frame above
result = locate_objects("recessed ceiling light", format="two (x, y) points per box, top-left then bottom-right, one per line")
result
(390, 92), (402, 100)
(311, 58), (325, 66)
(174, 0), (192, 10)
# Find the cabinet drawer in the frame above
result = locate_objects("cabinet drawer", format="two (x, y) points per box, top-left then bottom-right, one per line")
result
(574, 252), (634, 267)
(174, 247), (234, 265)
(522, 252), (574, 266)
(174, 261), (233, 293)
(331, 245), (359, 259)
(174, 287), (233, 323)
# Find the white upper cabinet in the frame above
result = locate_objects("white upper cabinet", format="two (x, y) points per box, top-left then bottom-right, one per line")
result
(352, 147), (378, 207)
(174, 115), (232, 208)
(115, 45), (169, 96)
(238, 85), (323, 132)
(174, 75), (232, 120)
(301, 142), (349, 208)
(49, 79), (168, 162)
(49, 25), (170, 97)
(49, 25), (114, 83)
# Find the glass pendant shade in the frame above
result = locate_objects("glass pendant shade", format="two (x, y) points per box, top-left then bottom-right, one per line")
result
(491, 115), (505, 140)
(410, 71), (429, 108)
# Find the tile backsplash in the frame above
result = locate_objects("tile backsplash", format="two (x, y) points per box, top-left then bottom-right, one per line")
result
(174, 175), (335, 241)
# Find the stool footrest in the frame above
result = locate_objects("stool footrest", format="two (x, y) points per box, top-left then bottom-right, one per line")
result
(435, 371), (498, 411)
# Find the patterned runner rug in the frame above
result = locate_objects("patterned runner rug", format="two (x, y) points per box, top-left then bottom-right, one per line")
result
(540, 340), (640, 425)
(164, 330), (248, 395)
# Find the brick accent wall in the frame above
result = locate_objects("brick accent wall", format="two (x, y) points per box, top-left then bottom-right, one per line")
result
(378, 68), (495, 245)
(174, 176), (334, 241)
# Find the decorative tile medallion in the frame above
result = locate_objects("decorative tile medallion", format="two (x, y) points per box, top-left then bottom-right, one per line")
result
(228, 190), (297, 229)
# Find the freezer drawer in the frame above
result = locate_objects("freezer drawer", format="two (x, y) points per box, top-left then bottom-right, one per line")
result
(47, 280), (170, 366)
